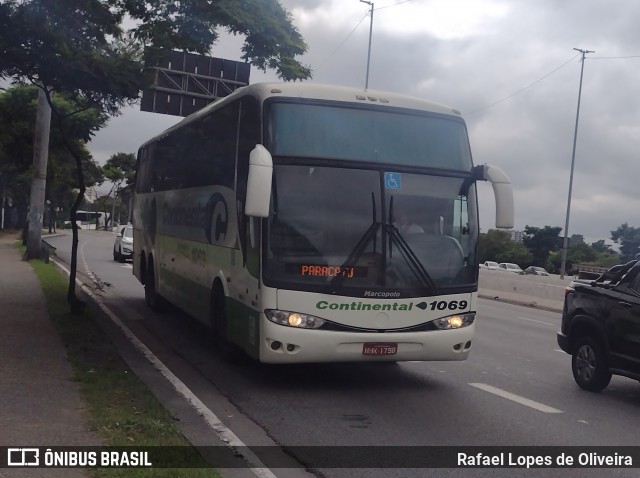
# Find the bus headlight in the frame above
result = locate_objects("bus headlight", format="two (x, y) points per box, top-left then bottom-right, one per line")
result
(431, 312), (475, 330)
(265, 309), (325, 329)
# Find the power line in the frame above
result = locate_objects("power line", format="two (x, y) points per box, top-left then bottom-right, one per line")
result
(314, 11), (370, 71)
(315, 0), (414, 73)
(375, 0), (414, 11)
(589, 55), (640, 59)
(466, 53), (581, 115)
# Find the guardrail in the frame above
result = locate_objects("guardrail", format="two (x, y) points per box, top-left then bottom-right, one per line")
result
(574, 264), (609, 280)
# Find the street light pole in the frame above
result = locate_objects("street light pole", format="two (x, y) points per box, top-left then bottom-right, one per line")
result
(560, 48), (594, 279)
(360, 0), (374, 90)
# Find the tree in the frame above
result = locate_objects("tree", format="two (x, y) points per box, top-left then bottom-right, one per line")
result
(479, 229), (533, 265)
(591, 239), (613, 254)
(503, 241), (534, 267)
(570, 234), (585, 245)
(547, 240), (619, 274)
(611, 223), (640, 262)
(548, 244), (577, 274)
(0, 1), (311, 89)
(479, 229), (512, 263)
(522, 225), (562, 267)
(0, 85), (104, 228)
(101, 152), (136, 228)
(0, 0), (311, 311)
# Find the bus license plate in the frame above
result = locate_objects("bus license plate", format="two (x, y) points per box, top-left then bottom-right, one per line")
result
(362, 343), (398, 356)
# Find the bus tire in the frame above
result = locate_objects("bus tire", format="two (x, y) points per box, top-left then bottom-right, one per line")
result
(144, 260), (166, 312)
(210, 287), (240, 362)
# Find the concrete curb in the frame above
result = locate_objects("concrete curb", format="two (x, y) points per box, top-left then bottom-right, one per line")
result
(478, 293), (563, 314)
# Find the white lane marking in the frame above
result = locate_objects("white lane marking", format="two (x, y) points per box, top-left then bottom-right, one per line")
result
(121, 264), (133, 269)
(53, 259), (278, 478)
(554, 349), (565, 353)
(515, 316), (555, 326)
(469, 383), (563, 414)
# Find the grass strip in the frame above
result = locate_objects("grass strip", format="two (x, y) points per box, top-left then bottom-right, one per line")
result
(26, 250), (220, 478)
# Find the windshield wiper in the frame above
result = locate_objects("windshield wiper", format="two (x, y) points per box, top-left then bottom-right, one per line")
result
(387, 196), (438, 293)
(331, 193), (379, 289)
(386, 224), (438, 293)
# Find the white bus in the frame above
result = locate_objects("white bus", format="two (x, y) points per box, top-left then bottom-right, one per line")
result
(132, 82), (513, 364)
(65, 210), (104, 229)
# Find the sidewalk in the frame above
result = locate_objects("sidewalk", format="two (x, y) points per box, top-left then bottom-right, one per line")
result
(0, 232), (98, 477)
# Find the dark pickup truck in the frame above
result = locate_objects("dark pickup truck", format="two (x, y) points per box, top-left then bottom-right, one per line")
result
(557, 261), (640, 392)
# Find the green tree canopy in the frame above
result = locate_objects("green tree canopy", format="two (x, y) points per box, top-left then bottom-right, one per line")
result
(0, 85), (104, 225)
(611, 223), (640, 262)
(99, 152), (136, 227)
(591, 239), (613, 254)
(479, 229), (533, 266)
(102, 152), (136, 193)
(0, 0), (311, 107)
(522, 225), (562, 267)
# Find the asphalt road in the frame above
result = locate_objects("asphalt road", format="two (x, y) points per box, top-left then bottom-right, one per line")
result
(44, 230), (640, 478)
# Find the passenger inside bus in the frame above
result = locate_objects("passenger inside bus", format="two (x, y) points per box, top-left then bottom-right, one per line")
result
(394, 208), (425, 235)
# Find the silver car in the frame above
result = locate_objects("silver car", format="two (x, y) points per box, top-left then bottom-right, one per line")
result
(113, 225), (133, 262)
(498, 262), (523, 273)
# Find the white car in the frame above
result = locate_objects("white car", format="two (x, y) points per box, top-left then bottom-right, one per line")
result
(498, 262), (523, 273)
(482, 261), (499, 270)
(113, 225), (133, 262)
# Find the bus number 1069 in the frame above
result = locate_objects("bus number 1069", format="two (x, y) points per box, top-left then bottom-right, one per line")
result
(426, 300), (468, 311)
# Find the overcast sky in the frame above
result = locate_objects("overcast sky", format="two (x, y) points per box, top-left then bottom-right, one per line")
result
(88, 0), (640, 243)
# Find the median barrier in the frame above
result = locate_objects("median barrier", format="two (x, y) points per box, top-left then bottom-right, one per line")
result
(477, 269), (569, 312)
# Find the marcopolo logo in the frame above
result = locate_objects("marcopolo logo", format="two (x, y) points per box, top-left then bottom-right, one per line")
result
(316, 300), (414, 312)
(363, 291), (401, 298)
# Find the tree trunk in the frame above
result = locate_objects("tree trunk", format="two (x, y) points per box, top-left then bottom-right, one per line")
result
(52, 108), (87, 313)
(67, 184), (86, 313)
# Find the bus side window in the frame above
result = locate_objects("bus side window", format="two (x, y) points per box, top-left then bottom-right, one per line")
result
(152, 136), (181, 191)
(189, 104), (239, 189)
(136, 147), (152, 193)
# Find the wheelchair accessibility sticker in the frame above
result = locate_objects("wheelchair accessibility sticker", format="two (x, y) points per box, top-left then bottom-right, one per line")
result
(384, 172), (401, 189)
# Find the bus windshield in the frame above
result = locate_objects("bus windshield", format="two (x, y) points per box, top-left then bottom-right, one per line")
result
(267, 102), (473, 170)
(264, 165), (478, 297)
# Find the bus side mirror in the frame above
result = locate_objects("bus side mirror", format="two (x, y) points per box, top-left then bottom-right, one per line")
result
(477, 164), (514, 229)
(245, 145), (273, 218)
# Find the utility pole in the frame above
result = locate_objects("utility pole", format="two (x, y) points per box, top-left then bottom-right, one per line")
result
(560, 48), (594, 279)
(360, 0), (374, 90)
(25, 87), (52, 259)
(110, 191), (116, 231)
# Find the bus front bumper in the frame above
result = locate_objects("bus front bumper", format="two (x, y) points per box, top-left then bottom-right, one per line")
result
(258, 318), (475, 364)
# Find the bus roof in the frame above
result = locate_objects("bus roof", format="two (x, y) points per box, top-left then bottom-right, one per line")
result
(238, 82), (462, 116)
(140, 82), (464, 148)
